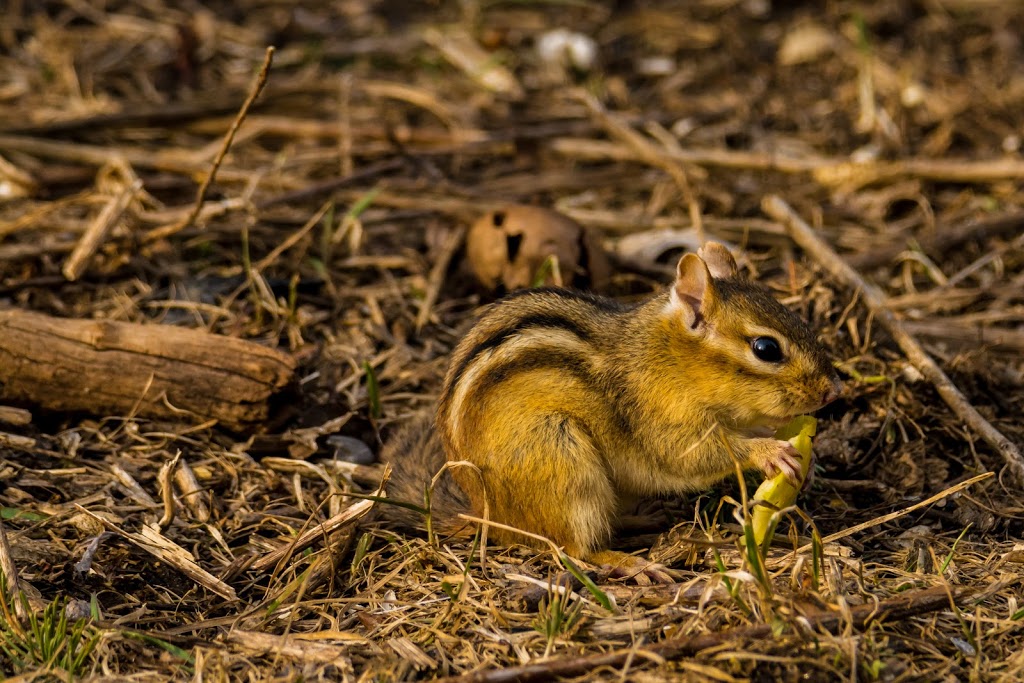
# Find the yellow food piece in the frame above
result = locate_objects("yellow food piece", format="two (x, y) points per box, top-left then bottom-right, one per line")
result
(751, 416), (817, 546)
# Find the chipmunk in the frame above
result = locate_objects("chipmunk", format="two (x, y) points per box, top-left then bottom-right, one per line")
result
(379, 242), (842, 574)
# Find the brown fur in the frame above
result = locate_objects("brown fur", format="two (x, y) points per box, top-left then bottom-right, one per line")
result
(383, 246), (841, 561)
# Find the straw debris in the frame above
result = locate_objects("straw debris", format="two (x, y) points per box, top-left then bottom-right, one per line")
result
(0, 2), (1022, 680)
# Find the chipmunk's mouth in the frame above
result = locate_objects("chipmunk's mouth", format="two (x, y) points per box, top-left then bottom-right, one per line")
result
(739, 416), (794, 438)
(747, 404), (829, 433)
(729, 396), (828, 435)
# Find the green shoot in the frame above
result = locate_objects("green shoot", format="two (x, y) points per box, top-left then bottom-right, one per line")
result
(265, 562), (313, 616)
(557, 554), (611, 612)
(940, 525), (972, 575)
(350, 532), (373, 576)
(440, 580), (460, 601)
(347, 187), (379, 220)
(712, 546), (753, 619)
(362, 361), (382, 419)
(441, 524), (483, 603)
(742, 520), (772, 599)
(341, 491), (428, 515)
(533, 579), (584, 657)
(423, 480), (435, 546)
(332, 188), (379, 256)
(853, 13), (872, 54)
(124, 630), (194, 665)
(865, 658), (886, 680)
(319, 201), (336, 264)
(531, 254), (562, 288)
(0, 580), (100, 677)
(241, 224), (264, 327)
(810, 527), (823, 592)
(835, 361), (891, 385)
(0, 508), (49, 522)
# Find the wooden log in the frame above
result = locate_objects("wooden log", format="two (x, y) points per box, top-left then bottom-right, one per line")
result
(0, 308), (295, 430)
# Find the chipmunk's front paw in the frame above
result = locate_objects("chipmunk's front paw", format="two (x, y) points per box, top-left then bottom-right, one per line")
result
(750, 439), (803, 487)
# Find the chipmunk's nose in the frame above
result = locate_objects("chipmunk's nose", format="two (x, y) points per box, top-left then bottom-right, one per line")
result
(822, 378), (843, 405)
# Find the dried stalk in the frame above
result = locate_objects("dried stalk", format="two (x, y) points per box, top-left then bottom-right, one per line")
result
(553, 138), (1024, 187)
(0, 519), (24, 618)
(143, 46), (275, 243)
(62, 178), (141, 281)
(576, 91), (706, 243)
(848, 210), (1024, 271)
(415, 227), (464, 333)
(437, 585), (968, 683)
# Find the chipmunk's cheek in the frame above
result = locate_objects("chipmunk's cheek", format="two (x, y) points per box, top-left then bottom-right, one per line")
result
(778, 391), (819, 419)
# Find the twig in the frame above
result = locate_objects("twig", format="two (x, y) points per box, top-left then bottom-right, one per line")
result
(0, 406), (31, 425)
(0, 237), (80, 261)
(576, 92), (706, 243)
(0, 134), (236, 176)
(848, 210), (1024, 270)
(415, 227), (464, 333)
(251, 493), (380, 572)
(763, 195), (1024, 483)
(62, 178), (141, 281)
(78, 507), (237, 601)
(174, 458), (210, 523)
(255, 158), (404, 209)
(902, 319), (1024, 353)
(326, 188), (787, 241)
(143, 46), (275, 244)
(437, 585), (969, 683)
(157, 451), (183, 530)
(253, 200), (333, 272)
(2, 84), (310, 135)
(794, 472), (992, 555)
(552, 138), (1024, 187)
(251, 498), (374, 573)
(337, 73), (353, 176)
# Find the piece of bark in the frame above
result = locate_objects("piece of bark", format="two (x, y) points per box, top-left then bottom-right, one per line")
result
(0, 308), (294, 430)
(62, 179), (141, 281)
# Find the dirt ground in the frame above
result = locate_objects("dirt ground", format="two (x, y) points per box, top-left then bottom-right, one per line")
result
(1, 1), (1023, 681)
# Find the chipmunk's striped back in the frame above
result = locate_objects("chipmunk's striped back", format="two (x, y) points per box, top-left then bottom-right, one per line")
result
(434, 288), (643, 556)
(438, 288), (630, 451)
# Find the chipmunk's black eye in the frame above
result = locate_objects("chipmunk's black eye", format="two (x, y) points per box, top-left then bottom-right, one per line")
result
(751, 336), (783, 363)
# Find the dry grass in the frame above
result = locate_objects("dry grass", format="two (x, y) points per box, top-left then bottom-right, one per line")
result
(1, 1), (1023, 681)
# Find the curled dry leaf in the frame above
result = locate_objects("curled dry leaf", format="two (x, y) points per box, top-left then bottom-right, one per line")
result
(466, 205), (610, 292)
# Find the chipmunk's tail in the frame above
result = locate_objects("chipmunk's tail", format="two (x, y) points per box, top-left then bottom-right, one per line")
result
(373, 412), (473, 538)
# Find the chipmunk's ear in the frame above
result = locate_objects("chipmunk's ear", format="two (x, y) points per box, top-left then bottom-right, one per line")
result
(671, 253), (715, 330)
(697, 242), (738, 280)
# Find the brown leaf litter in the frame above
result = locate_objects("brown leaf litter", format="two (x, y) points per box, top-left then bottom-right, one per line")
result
(0, 1), (1023, 680)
